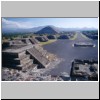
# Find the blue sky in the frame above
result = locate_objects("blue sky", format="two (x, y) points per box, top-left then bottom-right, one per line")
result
(2, 18), (98, 29)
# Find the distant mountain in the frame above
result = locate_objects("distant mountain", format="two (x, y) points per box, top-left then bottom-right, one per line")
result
(28, 26), (45, 33)
(2, 26), (45, 34)
(2, 28), (28, 34)
(59, 27), (98, 32)
(2, 25), (98, 34)
(80, 27), (98, 31)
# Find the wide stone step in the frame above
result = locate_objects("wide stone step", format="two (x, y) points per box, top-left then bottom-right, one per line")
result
(2, 51), (26, 58)
(3, 59), (33, 69)
(2, 55), (32, 65)
(16, 55), (30, 60)
(17, 60), (33, 69)
(3, 55), (30, 62)
(22, 64), (38, 71)
(15, 55), (31, 64)
(21, 59), (33, 66)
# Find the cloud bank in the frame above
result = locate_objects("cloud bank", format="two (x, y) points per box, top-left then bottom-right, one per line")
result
(2, 18), (33, 29)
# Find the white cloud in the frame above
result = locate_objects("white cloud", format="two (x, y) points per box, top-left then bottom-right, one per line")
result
(2, 18), (33, 29)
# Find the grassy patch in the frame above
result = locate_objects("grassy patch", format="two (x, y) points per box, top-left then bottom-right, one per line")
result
(70, 33), (78, 40)
(40, 39), (57, 46)
(81, 33), (91, 40)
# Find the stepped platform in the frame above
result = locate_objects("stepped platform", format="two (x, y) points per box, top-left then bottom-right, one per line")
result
(27, 47), (50, 68)
(2, 43), (51, 69)
(2, 45), (36, 70)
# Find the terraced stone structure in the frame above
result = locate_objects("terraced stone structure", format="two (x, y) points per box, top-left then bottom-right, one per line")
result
(47, 35), (56, 39)
(35, 36), (49, 42)
(70, 59), (98, 81)
(2, 38), (51, 70)
(2, 45), (37, 70)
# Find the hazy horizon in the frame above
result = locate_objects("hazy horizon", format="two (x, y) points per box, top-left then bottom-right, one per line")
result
(2, 18), (98, 30)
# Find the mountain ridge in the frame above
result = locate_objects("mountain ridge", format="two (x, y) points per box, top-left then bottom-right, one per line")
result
(2, 25), (98, 34)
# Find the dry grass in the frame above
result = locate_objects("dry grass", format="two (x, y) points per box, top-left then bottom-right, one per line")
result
(40, 39), (57, 46)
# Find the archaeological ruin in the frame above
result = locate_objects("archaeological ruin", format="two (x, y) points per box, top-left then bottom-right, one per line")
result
(2, 38), (57, 71)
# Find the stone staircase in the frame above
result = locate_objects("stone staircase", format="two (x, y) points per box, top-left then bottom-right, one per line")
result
(27, 47), (50, 68)
(2, 51), (37, 70)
